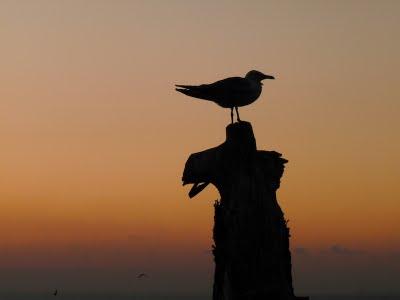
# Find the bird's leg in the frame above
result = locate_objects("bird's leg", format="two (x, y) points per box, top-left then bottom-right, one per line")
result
(235, 106), (241, 122)
(230, 107), (234, 124)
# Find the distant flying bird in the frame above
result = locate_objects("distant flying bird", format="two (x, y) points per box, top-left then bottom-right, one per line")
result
(175, 70), (275, 123)
(53, 289), (58, 296)
(137, 273), (148, 279)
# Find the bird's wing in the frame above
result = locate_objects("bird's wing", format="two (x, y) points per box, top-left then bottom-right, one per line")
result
(203, 77), (252, 93)
(176, 77), (252, 102)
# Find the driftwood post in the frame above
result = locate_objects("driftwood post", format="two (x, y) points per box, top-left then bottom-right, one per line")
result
(183, 121), (306, 300)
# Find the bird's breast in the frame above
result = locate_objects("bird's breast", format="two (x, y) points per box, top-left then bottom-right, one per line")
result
(233, 85), (262, 107)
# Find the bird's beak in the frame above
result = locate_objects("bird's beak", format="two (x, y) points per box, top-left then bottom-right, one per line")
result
(262, 74), (275, 80)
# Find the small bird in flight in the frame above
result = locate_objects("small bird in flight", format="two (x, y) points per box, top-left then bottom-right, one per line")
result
(175, 70), (275, 123)
(137, 273), (148, 279)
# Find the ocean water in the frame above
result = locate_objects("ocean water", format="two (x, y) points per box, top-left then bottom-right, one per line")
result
(0, 294), (399, 300)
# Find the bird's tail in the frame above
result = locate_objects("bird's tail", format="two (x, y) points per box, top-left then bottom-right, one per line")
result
(175, 84), (213, 101)
(175, 84), (198, 89)
(175, 88), (203, 99)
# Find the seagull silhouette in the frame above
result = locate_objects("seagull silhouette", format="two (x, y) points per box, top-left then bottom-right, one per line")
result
(175, 70), (275, 123)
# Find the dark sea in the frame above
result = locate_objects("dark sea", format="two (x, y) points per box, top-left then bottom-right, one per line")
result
(0, 294), (399, 300)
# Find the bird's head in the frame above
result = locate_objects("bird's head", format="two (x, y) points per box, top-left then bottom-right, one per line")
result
(245, 70), (275, 83)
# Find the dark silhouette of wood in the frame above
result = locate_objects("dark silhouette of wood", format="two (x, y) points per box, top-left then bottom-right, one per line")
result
(182, 121), (308, 300)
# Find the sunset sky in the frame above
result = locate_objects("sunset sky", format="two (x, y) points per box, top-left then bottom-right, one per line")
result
(1, 0), (399, 296)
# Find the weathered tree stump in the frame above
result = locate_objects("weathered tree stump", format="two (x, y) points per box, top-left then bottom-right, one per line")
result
(183, 121), (306, 300)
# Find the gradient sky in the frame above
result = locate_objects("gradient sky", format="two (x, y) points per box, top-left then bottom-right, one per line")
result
(1, 0), (399, 296)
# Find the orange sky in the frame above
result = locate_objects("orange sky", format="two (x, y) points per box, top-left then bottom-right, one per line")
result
(0, 0), (399, 295)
